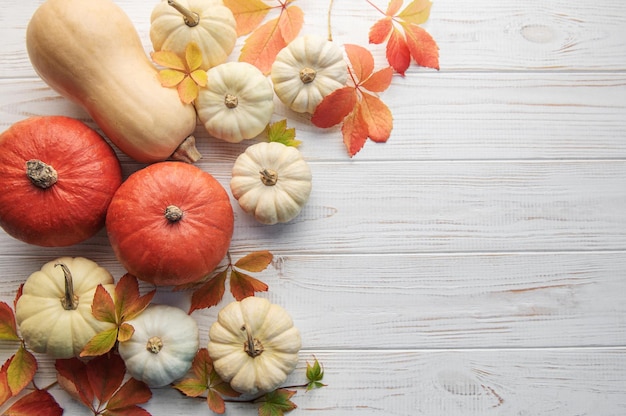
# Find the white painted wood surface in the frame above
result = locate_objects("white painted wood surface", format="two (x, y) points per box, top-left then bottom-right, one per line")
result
(1, 0), (626, 414)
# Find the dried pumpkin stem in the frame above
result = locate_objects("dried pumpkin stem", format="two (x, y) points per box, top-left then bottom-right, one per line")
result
(147, 336), (163, 354)
(242, 325), (263, 358)
(165, 205), (184, 222)
(170, 135), (202, 164)
(26, 159), (57, 189)
(259, 169), (278, 186)
(55, 263), (78, 311)
(299, 67), (317, 84)
(167, 0), (199, 27)
(224, 94), (238, 109)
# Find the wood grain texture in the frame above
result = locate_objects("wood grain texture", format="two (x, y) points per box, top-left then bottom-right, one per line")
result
(1, 0), (625, 414)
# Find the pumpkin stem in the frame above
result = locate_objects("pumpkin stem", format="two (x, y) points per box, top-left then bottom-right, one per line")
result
(242, 325), (264, 358)
(167, 0), (200, 27)
(259, 169), (278, 186)
(26, 159), (58, 189)
(55, 263), (79, 311)
(170, 135), (202, 164)
(165, 205), (184, 222)
(224, 94), (238, 109)
(146, 336), (164, 354)
(299, 67), (317, 84)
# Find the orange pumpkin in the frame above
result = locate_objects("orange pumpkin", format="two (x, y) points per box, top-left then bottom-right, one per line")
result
(0, 116), (122, 246)
(106, 162), (234, 286)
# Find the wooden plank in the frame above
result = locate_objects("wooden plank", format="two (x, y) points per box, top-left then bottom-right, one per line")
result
(1, 73), (625, 162)
(1, 252), (626, 350)
(2, 348), (625, 415)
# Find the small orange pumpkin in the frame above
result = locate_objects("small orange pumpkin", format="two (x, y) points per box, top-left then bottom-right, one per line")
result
(0, 116), (122, 246)
(106, 161), (234, 286)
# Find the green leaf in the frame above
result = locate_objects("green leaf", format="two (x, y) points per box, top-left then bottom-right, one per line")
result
(7, 345), (37, 395)
(305, 357), (326, 391)
(258, 389), (297, 416)
(80, 327), (119, 357)
(266, 120), (301, 147)
(0, 302), (19, 341)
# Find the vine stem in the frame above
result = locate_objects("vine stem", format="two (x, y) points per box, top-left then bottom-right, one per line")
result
(365, 0), (387, 15)
(327, 0), (335, 41)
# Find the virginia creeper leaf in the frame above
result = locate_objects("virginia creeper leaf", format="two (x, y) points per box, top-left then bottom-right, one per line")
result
(368, 18), (393, 44)
(80, 327), (119, 357)
(277, 5), (304, 44)
(188, 269), (228, 314)
(402, 22), (440, 70)
(13, 284), (23, 311)
(223, 0), (271, 36)
(86, 353), (126, 403)
(105, 377), (152, 413)
(157, 69), (186, 88)
(55, 358), (94, 408)
(178, 76), (200, 105)
(0, 301), (19, 341)
(360, 92), (393, 143)
(102, 408), (151, 416)
(117, 322), (135, 343)
(341, 103), (369, 157)
(361, 67), (395, 93)
(230, 269), (269, 301)
(386, 28), (412, 75)
(7, 345), (37, 396)
(234, 250), (274, 272)
(92, 284), (116, 324)
(345, 44), (374, 83)
(398, 0), (432, 25)
(3, 389), (62, 416)
(0, 358), (12, 406)
(115, 274), (155, 323)
(311, 87), (357, 128)
(207, 389), (227, 414)
(266, 120), (301, 147)
(152, 50), (186, 71)
(258, 388), (297, 416)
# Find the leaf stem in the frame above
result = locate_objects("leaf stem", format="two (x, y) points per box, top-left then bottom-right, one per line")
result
(365, 0), (386, 15)
(327, 0), (335, 41)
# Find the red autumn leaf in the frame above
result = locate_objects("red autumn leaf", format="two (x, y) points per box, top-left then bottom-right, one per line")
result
(92, 284), (116, 324)
(188, 269), (228, 314)
(13, 284), (23, 311)
(55, 358), (94, 408)
(311, 87), (357, 128)
(238, 3), (304, 74)
(0, 358), (12, 406)
(361, 66), (394, 92)
(234, 251), (274, 272)
(368, 0), (439, 74)
(86, 354), (126, 403)
(223, 0), (272, 36)
(105, 377), (152, 415)
(230, 269), (269, 301)
(402, 22), (440, 70)
(7, 345), (37, 396)
(360, 92), (393, 143)
(3, 389), (62, 416)
(341, 104), (369, 157)
(345, 44), (374, 82)
(115, 274), (155, 322)
(0, 301), (19, 341)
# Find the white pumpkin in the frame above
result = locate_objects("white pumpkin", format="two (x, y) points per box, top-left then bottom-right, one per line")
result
(15, 257), (116, 359)
(196, 62), (275, 143)
(118, 304), (199, 388)
(208, 297), (301, 395)
(230, 142), (312, 225)
(271, 35), (348, 113)
(150, 0), (237, 70)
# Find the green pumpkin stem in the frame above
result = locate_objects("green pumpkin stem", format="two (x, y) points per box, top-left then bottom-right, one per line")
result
(55, 263), (79, 310)
(167, 0), (199, 27)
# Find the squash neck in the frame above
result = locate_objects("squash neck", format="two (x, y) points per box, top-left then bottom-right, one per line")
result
(56, 263), (79, 311)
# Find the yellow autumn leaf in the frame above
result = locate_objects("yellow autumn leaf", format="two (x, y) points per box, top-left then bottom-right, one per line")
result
(178, 76), (199, 104)
(158, 69), (186, 87)
(190, 69), (207, 87)
(185, 42), (203, 72)
(152, 50), (186, 71)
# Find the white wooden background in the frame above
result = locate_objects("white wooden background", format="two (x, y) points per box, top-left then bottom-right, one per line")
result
(1, 0), (626, 414)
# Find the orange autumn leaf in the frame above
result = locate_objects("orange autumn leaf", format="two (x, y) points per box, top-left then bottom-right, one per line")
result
(238, 2), (304, 74)
(3, 389), (62, 416)
(6, 345), (37, 396)
(223, 0), (272, 36)
(312, 44), (394, 157)
(368, 0), (439, 75)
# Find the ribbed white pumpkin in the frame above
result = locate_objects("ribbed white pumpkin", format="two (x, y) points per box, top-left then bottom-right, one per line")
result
(271, 35), (347, 113)
(230, 142), (312, 225)
(118, 304), (199, 387)
(196, 62), (275, 143)
(150, 0), (236, 70)
(208, 297), (301, 395)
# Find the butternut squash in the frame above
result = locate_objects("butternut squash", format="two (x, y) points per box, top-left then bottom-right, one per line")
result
(26, 0), (200, 164)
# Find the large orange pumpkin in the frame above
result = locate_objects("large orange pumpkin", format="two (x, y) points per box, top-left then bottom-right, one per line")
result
(0, 116), (122, 246)
(106, 161), (234, 286)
